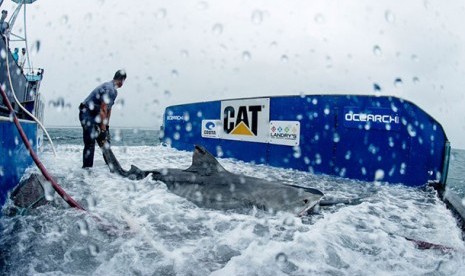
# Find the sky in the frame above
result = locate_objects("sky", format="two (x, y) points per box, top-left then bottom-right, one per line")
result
(4, 0), (465, 149)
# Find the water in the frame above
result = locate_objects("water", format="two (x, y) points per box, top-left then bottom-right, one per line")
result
(1, 128), (465, 275)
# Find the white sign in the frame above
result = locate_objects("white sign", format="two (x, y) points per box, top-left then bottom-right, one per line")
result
(269, 121), (300, 146)
(201, 120), (221, 139)
(221, 98), (270, 143)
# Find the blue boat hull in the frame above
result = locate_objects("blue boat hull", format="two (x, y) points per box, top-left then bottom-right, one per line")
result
(0, 119), (38, 207)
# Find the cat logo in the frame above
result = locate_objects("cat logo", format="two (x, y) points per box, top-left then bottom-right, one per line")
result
(223, 105), (262, 136)
(220, 98), (270, 143)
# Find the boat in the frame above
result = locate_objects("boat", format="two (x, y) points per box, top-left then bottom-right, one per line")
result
(0, 0), (45, 209)
(161, 95), (450, 188)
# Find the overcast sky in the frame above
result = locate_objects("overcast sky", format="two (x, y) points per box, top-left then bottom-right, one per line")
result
(5, 0), (465, 148)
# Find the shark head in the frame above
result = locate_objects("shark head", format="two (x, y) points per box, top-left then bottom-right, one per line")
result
(185, 145), (227, 175)
(279, 185), (324, 216)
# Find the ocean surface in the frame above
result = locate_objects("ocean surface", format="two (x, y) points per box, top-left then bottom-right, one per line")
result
(1, 127), (465, 275)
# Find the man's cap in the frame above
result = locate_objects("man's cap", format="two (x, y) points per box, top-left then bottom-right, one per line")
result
(113, 69), (127, 81)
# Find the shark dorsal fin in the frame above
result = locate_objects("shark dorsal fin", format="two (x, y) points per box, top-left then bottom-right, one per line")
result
(185, 145), (227, 175)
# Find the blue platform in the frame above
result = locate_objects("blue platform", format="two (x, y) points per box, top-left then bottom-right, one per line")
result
(161, 95), (449, 187)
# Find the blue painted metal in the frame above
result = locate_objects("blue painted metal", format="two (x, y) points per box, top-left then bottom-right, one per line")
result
(0, 119), (37, 207)
(161, 95), (449, 187)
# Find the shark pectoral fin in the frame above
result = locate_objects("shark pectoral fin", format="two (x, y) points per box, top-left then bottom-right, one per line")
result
(296, 199), (321, 217)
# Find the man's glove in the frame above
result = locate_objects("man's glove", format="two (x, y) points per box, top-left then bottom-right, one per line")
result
(96, 129), (108, 147)
(106, 125), (111, 144)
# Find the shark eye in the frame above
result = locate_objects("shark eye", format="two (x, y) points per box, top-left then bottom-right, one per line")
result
(303, 199), (309, 204)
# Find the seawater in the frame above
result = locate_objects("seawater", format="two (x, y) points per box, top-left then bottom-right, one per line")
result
(1, 128), (464, 275)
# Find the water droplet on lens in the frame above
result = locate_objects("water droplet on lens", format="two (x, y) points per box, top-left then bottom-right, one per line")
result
(394, 78), (403, 87)
(276, 252), (288, 263)
(375, 169), (385, 181)
(242, 51), (251, 61)
(411, 54), (419, 62)
(180, 49), (189, 58)
(61, 15), (69, 24)
(314, 13), (325, 24)
(155, 8), (167, 19)
(164, 90), (172, 98)
(385, 10), (395, 23)
(197, 1), (209, 10)
(251, 10), (263, 25)
(373, 45), (382, 56)
(171, 69), (179, 77)
(280, 55), (289, 63)
(212, 23), (223, 35)
(88, 244), (99, 256)
(412, 76), (420, 84)
(77, 220), (89, 236)
(216, 146), (224, 157)
(373, 83), (381, 92)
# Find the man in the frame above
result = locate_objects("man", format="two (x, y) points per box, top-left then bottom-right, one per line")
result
(18, 48), (26, 69)
(0, 10), (9, 35)
(12, 47), (18, 62)
(79, 69), (126, 168)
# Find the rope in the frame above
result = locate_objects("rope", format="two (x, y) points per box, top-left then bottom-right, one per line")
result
(3, 34), (57, 156)
(0, 83), (86, 211)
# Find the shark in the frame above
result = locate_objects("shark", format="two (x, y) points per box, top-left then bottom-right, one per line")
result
(100, 143), (324, 216)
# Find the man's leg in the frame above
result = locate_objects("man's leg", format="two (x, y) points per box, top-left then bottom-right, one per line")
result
(80, 111), (98, 168)
(82, 124), (97, 168)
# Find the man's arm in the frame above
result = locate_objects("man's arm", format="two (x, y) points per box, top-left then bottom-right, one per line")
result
(99, 102), (109, 131)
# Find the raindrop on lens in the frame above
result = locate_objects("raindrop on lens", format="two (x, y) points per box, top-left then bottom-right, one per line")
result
(185, 123), (192, 132)
(375, 169), (385, 181)
(281, 55), (289, 63)
(88, 244), (99, 256)
(173, 132), (180, 140)
(156, 8), (167, 19)
(275, 252), (288, 264)
(1, 49), (6, 59)
(242, 51), (251, 61)
(394, 78), (403, 87)
(171, 70), (179, 77)
(373, 45), (382, 56)
(385, 10), (395, 23)
(61, 15), (69, 24)
(251, 10), (263, 25)
(197, 1), (209, 10)
(180, 49), (189, 58)
(293, 146), (301, 158)
(412, 76), (420, 84)
(373, 83), (381, 92)
(314, 13), (325, 24)
(216, 146), (224, 157)
(212, 23), (223, 35)
(77, 220), (89, 236)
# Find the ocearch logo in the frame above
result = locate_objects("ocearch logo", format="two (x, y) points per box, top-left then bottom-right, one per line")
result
(166, 115), (184, 121)
(345, 113), (399, 124)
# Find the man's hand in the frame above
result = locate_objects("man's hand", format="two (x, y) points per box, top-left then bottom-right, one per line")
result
(96, 129), (108, 147)
(106, 125), (111, 143)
